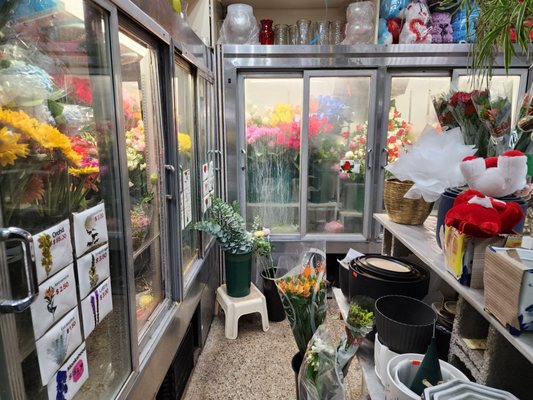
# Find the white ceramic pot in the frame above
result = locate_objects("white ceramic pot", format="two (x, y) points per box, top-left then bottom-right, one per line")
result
(374, 334), (399, 385)
(384, 353), (469, 400)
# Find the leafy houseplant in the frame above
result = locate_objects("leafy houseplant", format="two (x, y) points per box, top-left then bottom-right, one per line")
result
(194, 196), (253, 254)
(194, 196), (258, 297)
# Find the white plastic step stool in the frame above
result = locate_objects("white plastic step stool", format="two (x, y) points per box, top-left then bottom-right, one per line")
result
(215, 283), (269, 339)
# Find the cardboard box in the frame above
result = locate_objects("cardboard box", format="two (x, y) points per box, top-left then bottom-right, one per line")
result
(443, 225), (506, 288)
(485, 247), (533, 333)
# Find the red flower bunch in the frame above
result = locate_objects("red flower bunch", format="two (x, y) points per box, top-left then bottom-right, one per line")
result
(449, 91), (477, 118)
(308, 115), (333, 138)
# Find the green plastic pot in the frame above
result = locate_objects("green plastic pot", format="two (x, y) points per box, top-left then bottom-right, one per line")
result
(224, 251), (252, 297)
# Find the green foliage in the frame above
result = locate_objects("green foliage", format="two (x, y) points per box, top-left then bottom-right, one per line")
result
(347, 304), (374, 330)
(193, 196), (253, 254)
(443, 0), (533, 81)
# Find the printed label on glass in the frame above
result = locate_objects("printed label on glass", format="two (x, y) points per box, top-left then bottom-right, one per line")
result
(36, 307), (83, 386)
(202, 193), (212, 214)
(46, 342), (88, 400)
(72, 203), (108, 258)
(202, 162), (208, 182)
(180, 191), (185, 230)
(202, 179), (210, 199)
(31, 264), (77, 340)
(339, 159), (360, 175)
(183, 169), (192, 227)
(80, 278), (113, 339)
(33, 219), (73, 285)
(76, 245), (110, 300)
(208, 161), (215, 191)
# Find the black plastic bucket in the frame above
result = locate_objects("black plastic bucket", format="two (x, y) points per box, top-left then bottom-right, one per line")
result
(375, 295), (436, 354)
(261, 268), (286, 322)
(338, 261), (350, 298)
(291, 352), (303, 400)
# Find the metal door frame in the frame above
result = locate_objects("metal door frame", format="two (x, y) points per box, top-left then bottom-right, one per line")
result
(301, 69), (379, 242)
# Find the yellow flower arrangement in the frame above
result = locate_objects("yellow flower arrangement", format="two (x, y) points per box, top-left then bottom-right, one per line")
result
(177, 132), (191, 154)
(0, 127), (28, 167)
(68, 166), (100, 177)
(269, 103), (296, 125)
(0, 108), (81, 165)
(0, 107), (101, 225)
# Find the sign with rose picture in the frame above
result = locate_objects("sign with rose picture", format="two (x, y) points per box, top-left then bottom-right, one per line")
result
(31, 264), (78, 340)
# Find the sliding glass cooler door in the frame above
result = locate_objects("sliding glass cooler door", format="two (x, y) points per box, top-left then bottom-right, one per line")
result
(240, 71), (377, 239)
(0, 1), (132, 399)
(173, 58), (199, 287)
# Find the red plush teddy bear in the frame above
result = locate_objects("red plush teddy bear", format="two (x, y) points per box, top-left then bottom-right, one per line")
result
(445, 189), (524, 238)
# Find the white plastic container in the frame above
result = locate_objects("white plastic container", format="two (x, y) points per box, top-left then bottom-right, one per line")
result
(384, 353), (469, 400)
(374, 333), (399, 385)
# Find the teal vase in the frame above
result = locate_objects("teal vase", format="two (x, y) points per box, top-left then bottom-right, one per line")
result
(224, 251), (252, 297)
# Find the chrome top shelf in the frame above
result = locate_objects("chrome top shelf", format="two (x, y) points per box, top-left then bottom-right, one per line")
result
(220, 44), (531, 69)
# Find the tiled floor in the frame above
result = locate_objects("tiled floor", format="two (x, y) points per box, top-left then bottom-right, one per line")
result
(182, 299), (364, 400)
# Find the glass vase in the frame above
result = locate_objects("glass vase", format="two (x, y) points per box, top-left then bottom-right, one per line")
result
(259, 19), (274, 45)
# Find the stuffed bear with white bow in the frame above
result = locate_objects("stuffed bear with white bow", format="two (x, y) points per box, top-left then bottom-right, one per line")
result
(399, 1), (432, 44)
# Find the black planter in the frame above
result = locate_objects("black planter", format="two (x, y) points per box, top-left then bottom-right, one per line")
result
(291, 352), (303, 400)
(348, 255), (430, 301)
(261, 268), (286, 322)
(375, 295), (437, 354)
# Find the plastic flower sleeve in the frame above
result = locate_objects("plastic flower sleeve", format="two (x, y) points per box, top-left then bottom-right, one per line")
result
(298, 325), (345, 400)
(337, 303), (374, 376)
(0, 43), (66, 112)
(471, 87), (513, 155)
(512, 88), (533, 153)
(276, 248), (327, 355)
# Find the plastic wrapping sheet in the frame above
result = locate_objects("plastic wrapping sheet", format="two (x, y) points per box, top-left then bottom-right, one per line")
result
(298, 325), (345, 400)
(380, 0), (410, 19)
(472, 88), (513, 154)
(385, 127), (476, 202)
(0, 43), (63, 108)
(218, 4), (259, 44)
(342, 1), (375, 44)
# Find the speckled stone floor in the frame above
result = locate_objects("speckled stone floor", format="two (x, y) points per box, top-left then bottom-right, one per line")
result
(182, 298), (364, 400)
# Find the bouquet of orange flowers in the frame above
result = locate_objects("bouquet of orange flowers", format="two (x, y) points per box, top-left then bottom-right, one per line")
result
(276, 249), (327, 355)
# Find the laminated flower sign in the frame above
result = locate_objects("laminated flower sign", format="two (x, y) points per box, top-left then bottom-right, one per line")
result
(72, 203), (108, 258)
(47, 343), (89, 400)
(31, 264), (77, 340)
(276, 249), (327, 355)
(33, 219), (73, 284)
(80, 278), (113, 339)
(76, 245), (110, 300)
(35, 307), (83, 385)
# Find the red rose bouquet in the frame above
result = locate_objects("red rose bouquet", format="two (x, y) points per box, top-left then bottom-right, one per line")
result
(442, 91), (492, 157)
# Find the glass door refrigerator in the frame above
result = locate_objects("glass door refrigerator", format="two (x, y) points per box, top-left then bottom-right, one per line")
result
(0, 1), (134, 398)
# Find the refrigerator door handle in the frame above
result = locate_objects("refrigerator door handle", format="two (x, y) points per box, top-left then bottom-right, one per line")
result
(0, 227), (38, 313)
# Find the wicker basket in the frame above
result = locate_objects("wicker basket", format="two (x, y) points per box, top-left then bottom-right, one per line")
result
(384, 179), (434, 225)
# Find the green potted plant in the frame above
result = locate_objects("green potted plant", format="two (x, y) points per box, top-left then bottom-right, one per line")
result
(194, 196), (253, 297)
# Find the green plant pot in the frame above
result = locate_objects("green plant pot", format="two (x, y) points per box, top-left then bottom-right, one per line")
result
(224, 251), (252, 297)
